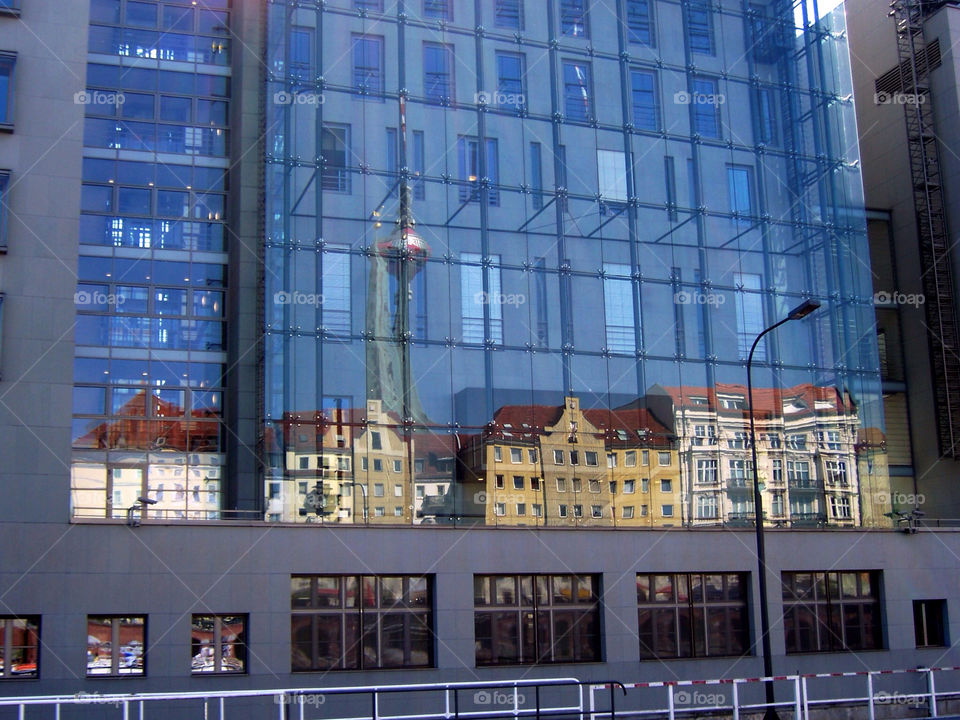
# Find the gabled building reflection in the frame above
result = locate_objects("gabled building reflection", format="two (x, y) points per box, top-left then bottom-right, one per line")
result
(452, 396), (681, 528)
(261, 384), (890, 528)
(70, 390), (223, 520)
(647, 383), (885, 528)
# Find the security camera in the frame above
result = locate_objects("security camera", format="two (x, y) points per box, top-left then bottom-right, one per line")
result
(137, 496), (158, 505)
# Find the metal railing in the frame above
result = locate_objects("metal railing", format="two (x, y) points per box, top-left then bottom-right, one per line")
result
(587, 665), (960, 720)
(0, 677), (619, 720)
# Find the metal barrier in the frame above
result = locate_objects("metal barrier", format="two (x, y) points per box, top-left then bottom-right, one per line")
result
(588, 666), (960, 720)
(0, 677), (618, 720)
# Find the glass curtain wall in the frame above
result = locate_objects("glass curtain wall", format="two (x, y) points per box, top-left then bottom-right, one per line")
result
(263, 0), (888, 528)
(71, 0), (231, 520)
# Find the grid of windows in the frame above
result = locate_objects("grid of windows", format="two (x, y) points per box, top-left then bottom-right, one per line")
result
(291, 575), (434, 670)
(87, 0), (230, 65)
(637, 573), (747, 659)
(474, 574), (601, 665)
(261, 0), (883, 532)
(782, 571), (882, 653)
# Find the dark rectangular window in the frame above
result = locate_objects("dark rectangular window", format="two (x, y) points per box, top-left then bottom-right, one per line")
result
(87, 616), (146, 676)
(626, 0), (653, 44)
(289, 28), (313, 78)
(413, 130), (426, 200)
(757, 87), (777, 144)
(354, 0), (384, 10)
(474, 574), (601, 665)
(727, 165), (753, 220)
(664, 157), (677, 222)
(423, 0), (452, 20)
(560, 0), (589, 37)
(630, 69), (658, 130)
(530, 142), (543, 210)
(413, 270), (428, 339)
(914, 599), (947, 648)
(782, 571), (883, 653)
(322, 246), (351, 334)
(692, 78), (720, 137)
(637, 573), (748, 659)
(191, 615), (247, 673)
(671, 266), (685, 355)
(387, 127), (398, 196)
(563, 61), (592, 121)
(321, 126), (350, 193)
(0, 616), (39, 678)
(351, 34), (383, 97)
(534, 257), (548, 345)
(0, 170), (8, 249)
(424, 43), (454, 104)
(458, 136), (499, 206)
(495, 0), (523, 30)
(291, 575), (434, 670)
(687, 1), (714, 55)
(496, 51), (525, 99)
(0, 53), (14, 126)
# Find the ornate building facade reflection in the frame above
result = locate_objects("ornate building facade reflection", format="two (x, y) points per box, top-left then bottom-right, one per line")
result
(260, 0), (891, 529)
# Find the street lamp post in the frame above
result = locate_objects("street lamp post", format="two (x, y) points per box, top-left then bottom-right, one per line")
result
(746, 299), (820, 720)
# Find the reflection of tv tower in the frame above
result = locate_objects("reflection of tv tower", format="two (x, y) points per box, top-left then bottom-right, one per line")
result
(366, 97), (431, 423)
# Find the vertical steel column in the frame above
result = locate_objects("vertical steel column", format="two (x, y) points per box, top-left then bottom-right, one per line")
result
(613, 0), (647, 397)
(545, 0), (573, 394)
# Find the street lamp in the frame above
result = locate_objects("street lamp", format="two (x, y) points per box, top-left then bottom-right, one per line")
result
(746, 298), (820, 720)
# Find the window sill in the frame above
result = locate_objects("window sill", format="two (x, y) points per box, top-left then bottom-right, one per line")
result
(0, 7), (20, 17)
(0, 123), (13, 133)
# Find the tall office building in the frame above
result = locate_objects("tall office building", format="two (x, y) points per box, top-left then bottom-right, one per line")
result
(1, 0), (957, 705)
(848, 0), (960, 518)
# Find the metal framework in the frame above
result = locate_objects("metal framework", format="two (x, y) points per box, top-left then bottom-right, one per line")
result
(892, 0), (960, 457)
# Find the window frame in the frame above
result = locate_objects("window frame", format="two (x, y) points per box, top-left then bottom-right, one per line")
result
(190, 614), (247, 674)
(290, 575), (435, 671)
(562, 60), (593, 121)
(914, 599), (947, 648)
(0, 52), (15, 129)
(86, 615), (147, 677)
(781, 571), (883, 654)
(637, 573), (749, 659)
(0, 616), (40, 679)
(351, 34), (384, 99)
(474, 574), (602, 665)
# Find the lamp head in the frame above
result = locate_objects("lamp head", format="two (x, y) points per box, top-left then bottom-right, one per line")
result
(787, 299), (820, 320)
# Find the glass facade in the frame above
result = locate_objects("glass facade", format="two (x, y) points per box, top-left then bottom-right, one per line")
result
(71, 0), (230, 519)
(262, 0), (887, 528)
